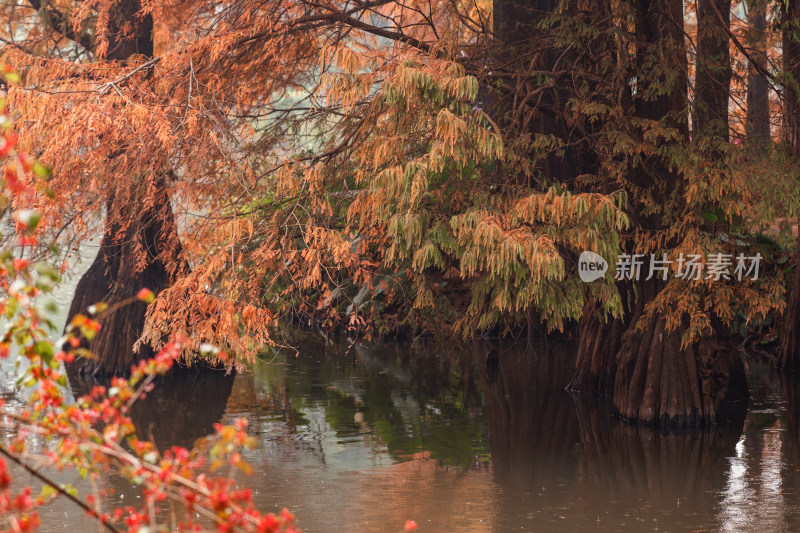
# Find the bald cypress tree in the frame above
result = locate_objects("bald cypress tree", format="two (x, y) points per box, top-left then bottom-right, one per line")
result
(610, 0), (749, 427)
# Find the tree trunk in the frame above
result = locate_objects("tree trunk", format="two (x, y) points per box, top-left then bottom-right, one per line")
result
(613, 279), (748, 427)
(500, 0), (624, 394)
(781, 0), (800, 371)
(783, 0), (800, 153)
(746, 1), (771, 141)
(568, 299), (625, 395)
(491, 0), (578, 183)
(65, 0), (183, 376)
(492, 0), (555, 47)
(783, 260), (800, 370)
(67, 181), (183, 376)
(695, 0), (732, 139)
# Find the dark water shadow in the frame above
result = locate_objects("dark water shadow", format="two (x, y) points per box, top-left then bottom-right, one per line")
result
(67, 364), (236, 451)
(475, 337), (749, 531)
(476, 338), (580, 486)
(779, 371), (800, 532)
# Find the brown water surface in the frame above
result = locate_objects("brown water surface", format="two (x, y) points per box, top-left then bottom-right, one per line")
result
(10, 336), (799, 532)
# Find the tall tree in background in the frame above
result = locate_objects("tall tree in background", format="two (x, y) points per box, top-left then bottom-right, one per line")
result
(568, 0), (630, 397)
(7, 0), (185, 376)
(491, 0), (627, 396)
(695, 0), (732, 139)
(746, 0), (771, 141)
(42, 0), (185, 376)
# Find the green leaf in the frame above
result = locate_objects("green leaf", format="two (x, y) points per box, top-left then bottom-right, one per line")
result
(35, 262), (61, 282)
(61, 483), (79, 497)
(39, 485), (57, 501)
(80, 325), (97, 340)
(32, 162), (51, 178)
(701, 209), (719, 223)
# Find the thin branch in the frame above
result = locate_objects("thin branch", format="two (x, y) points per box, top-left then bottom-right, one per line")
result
(707, 0), (778, 87)
(0, 444), (122, 533)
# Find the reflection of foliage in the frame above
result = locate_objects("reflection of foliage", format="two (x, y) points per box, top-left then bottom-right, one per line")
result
(748, 412), (783, 433)
(250, 339), (490, 469)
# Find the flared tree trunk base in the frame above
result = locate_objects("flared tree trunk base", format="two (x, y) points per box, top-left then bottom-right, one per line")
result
(613, 312), (747, 428)
(568, 301), (625, 395)
(67, 252), (170, 376)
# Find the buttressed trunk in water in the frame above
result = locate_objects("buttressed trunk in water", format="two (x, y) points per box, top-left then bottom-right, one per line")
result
(569, 299), (626, 395)
(64, 0), (183, 376)
(612, 279), (748, 426)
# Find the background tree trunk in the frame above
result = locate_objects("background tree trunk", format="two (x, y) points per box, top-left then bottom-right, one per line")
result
(695, 0), (732, 139)
(746, 0), (771, 141)
(491, 0), (581, 183)
(498, 0), (625, 394)
(569, 299), (626, 395)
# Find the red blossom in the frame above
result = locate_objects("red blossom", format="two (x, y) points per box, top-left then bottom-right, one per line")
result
(0, 132), (18, 156)
(136, 287), (155, 303)
(0, 459), (10, 489)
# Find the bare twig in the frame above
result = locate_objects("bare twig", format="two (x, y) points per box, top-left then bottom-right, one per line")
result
(0, 444), (122, 533)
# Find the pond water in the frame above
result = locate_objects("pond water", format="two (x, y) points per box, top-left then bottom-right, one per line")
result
(3, 252), (800, 532)
(8, 332), (800, 532)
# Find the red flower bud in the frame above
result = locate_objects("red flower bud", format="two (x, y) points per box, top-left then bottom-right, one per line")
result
(136, 287), (155, 303)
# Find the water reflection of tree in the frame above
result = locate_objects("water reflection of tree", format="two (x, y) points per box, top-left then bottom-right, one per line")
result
(477, 339), (580, 485)
(67, 366), (235, 451)
(780, 372), (800, 531)
(478, 338), (749, 531)
(576, 400), (743, 530)
(228, 339), (490, 469)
